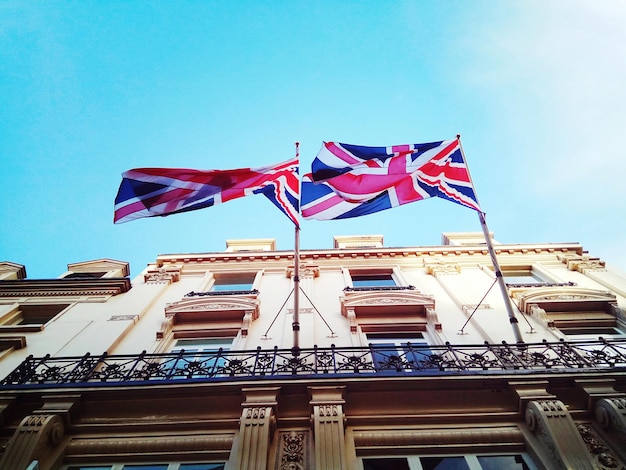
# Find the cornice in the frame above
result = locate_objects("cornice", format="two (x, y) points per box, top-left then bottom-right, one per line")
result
(0, 278), (132, 298)
(154, 243), (585, 267)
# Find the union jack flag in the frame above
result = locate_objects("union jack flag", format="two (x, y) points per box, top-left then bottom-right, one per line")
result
(114, 158), (300, 226)
(301, 137), (480, 220)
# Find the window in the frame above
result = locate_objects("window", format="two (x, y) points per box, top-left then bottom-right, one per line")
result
(503, 269), (546, 285)
(0, 303), (71, 332)
(211, 273), (257, 292)
(366, 333), (433, 372)
(362, 454), (535, 470)
(352, 274), (396, 287)
(516, 289), (624, 340)
(66, 464), (225, 470)
(63, 272), (107, 279)
(165, 338), (234, 378)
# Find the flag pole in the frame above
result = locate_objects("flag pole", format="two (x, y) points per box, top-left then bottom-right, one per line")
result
(457, 135), (524, 344)
(292, 142), (301, 356)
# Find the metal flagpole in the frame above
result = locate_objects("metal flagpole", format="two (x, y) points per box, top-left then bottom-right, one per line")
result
(457, 135), (524, 344)
(292, 142), (301, 356)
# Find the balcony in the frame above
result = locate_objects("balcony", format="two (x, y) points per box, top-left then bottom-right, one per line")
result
(2, 338), (625, 389)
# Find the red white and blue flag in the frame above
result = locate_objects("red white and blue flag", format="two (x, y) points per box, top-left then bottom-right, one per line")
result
(301, 137), (481, 220)
(114, 158), (300, 226)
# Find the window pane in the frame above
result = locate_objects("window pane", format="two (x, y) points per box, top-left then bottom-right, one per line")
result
(420, 457), (470, 470)
(67, 467), (113, 470)
(478, 455), (531, 470)
(352, 274), (396, 287)
(179, 464), (225, 470)
(122, 466), (168, 470)
(363, 457), (410, 470)
(211, 282), (253, 291)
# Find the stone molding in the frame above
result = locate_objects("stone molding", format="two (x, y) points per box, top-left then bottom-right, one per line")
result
(65, 433), (234, 459)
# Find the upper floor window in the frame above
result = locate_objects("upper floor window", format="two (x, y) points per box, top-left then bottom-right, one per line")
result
(352, 273), (396, 288)
(345, 268), (411, 291)
(502, 268), (547, 286)
(0, 303), (71, 332)
(366, 332), (433, 372)
(210, 272), (258, 293)
(362, 453), (536, 470)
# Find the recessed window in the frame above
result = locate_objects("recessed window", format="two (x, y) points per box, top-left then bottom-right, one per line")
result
(211, 273), (256, 292)
(499, 266), (549, 286)
(352, 273), (396, 287)
(0, 303), (71, 331)
(63, 272), (107, 279)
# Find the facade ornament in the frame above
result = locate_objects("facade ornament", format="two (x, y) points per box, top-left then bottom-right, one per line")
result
(286, 265), (320, 279)
(144, 267), (181, 284)
(0, 413), (64, 470)
(525, 400), (596, 469)
(425, 263), (461, 276)
(576, 423), (624, 469)
(276, 431), (310, 470)
(565, 256), (606, 273)
(596, 397), (626, 444)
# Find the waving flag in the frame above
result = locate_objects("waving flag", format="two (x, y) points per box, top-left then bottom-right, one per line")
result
(301, 137), (480, 220)
(114, 158), (300, 226)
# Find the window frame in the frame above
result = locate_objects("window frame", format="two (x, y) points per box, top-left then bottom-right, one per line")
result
(64, 463), (226, 470)
(0, 302), (73, 332)
(360, 453), (537, 470)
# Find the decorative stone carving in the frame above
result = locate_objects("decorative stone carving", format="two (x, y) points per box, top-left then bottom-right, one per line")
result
(157, 296), (260, 339)
(341, 290), (435, 334)
(425, 263), (461, 276)
(525, 400), (596, 469)
(144, 267), (181, 284)
(596, 398), (626, 444)
(108, 314), (138, 322)
(275, 431), (310, 470)
(565, 256), (606, 273)
(286, 265), (320, 279)
(576, 423), (624, 469)
(0, 414), (64, 470)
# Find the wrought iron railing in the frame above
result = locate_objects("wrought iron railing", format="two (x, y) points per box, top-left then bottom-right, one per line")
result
(2, 339), (626, 388)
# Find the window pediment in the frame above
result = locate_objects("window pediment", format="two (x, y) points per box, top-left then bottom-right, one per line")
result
(516, 288), (617, 314)
(158, 296), (260, 339)
(341, 290), (436, 333)
(165, 297), (260, 322)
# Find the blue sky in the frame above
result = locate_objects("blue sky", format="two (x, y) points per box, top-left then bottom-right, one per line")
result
(1, 1), (625, 279)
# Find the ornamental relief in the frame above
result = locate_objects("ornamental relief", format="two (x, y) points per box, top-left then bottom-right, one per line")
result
(144, 267), (181, 284)
(165, 297), (260, 316)
(517, 288), (616, 314)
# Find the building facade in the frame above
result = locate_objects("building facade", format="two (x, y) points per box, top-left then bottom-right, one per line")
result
(0, 233), (625, 470)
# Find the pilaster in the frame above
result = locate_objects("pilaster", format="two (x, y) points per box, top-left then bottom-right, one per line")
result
(309, 386), (347, 470)
(234, 387), (279, 470)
